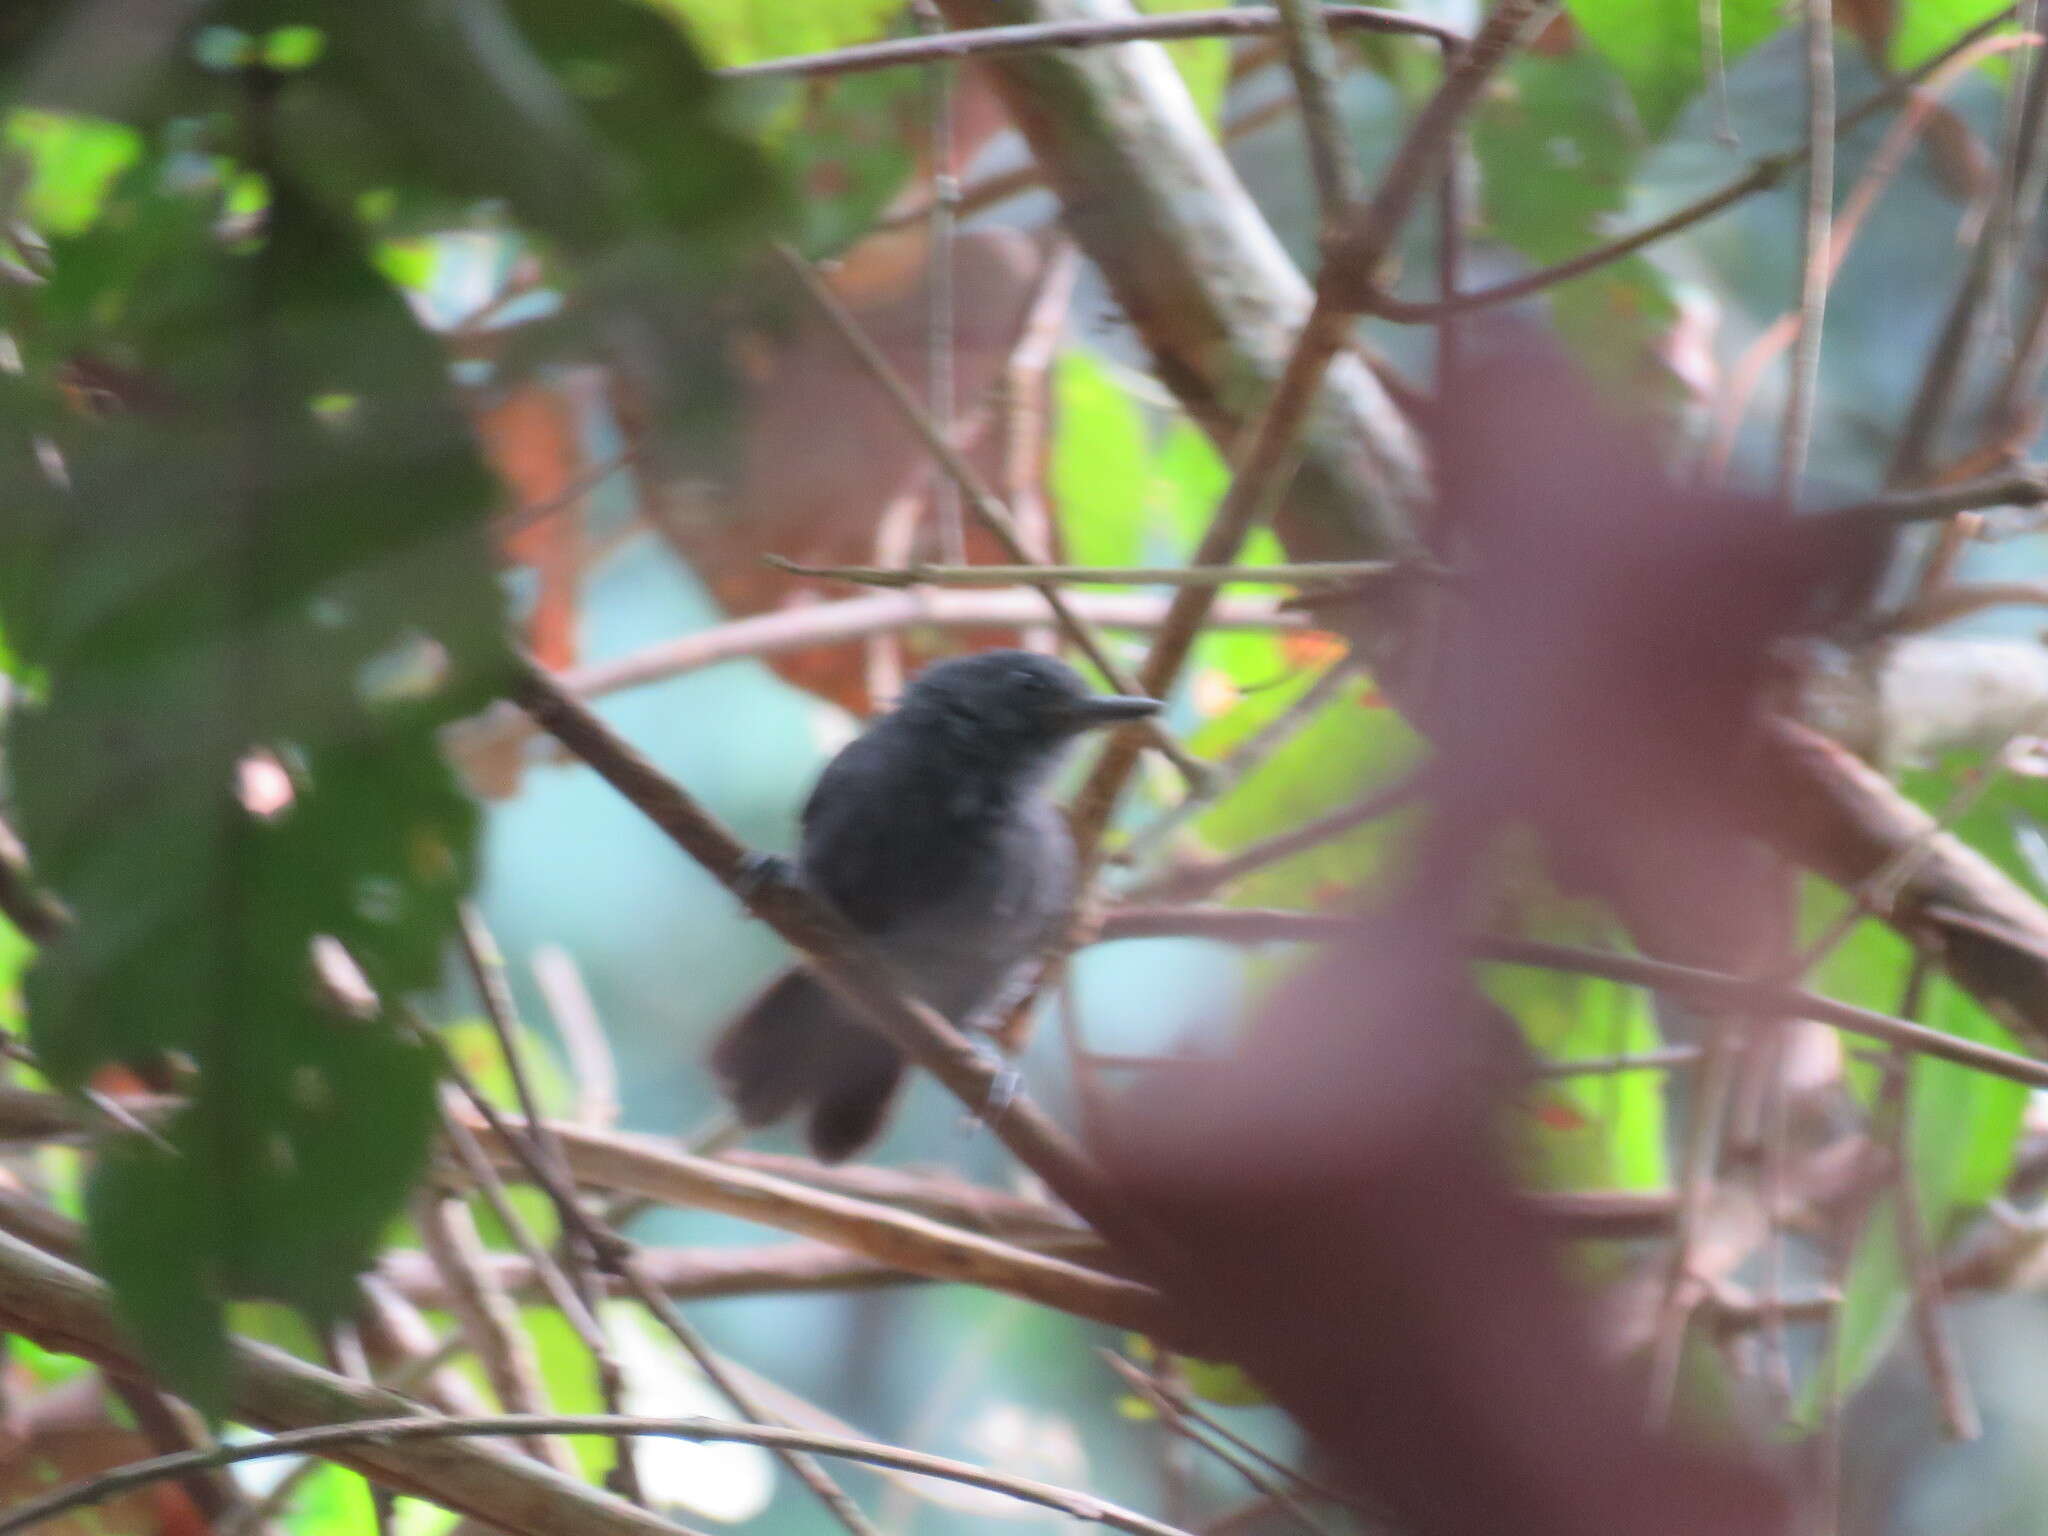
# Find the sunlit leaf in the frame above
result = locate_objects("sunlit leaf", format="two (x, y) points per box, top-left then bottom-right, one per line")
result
(1566, 0), (1784, 136)
(1189, 672), (1420, 908)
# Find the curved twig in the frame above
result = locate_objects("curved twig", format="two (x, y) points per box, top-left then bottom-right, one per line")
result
(0, 1413), (1197, 1536)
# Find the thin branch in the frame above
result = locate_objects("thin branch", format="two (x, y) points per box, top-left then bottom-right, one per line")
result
(430, 1030), (887, 1536)
(454, 1109), (1162, 1331)
(1645, 1030), (1738, 1425)
(1127, 771), (1423, 902)
(1530, 1046), (1704, 1079)
(0, 1414), (1198, 1536)
(379, 1242), (919, 1308)
(1094, 906), (2048, 1090)
(1357, 5), (2023, 324)
(718, 6), (1464, 80)
(531, 944), (621, 1131)
(454, 909), (643, 1500)
(1274, 0), (1367, 224)
(0, 1229), (699, 1536)
(1117, 654), (1360, 872)
(1707, 30), (2040, 481)
(766, 555), (1416, 589)
(0, 814), (68, 943)
(1067, 0), (1559, 858)
(1890, 1060), (1982, 1440)
(1100, 1354), (1340, 1536)
(769, 243), (1206, 789)
(551, 589), (1301, 703)
(1889, 1), (2048, 485)
(507, 654), (1160, 1265)
(1777, 0), (1837, 502)
(410, 1186), (577, 1474)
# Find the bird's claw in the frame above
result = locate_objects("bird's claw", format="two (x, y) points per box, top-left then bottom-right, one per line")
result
(734, 851), (794, 903)
(956, 1043), (1022, 1142)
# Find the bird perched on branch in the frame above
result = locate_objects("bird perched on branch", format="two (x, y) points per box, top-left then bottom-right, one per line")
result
(710, 649), (1160, 1161)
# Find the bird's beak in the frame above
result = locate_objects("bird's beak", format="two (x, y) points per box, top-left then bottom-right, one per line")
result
(1063, 694), (1163, 730)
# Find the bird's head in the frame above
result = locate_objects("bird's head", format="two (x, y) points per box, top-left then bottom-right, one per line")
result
(894, 650), (1160, 770)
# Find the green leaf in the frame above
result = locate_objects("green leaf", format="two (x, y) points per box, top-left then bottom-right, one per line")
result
(1052, 349), (1153, 574)
(1566, 0), (1785, 137)
(1479, 846), (1670, 1196)
(1890, 0), (2015, 71)
(1138, 0), (1230, 126)
(1472, 50), (1678, 387)
(1188, 673), (1420, 908)
(1, 156), (504, 1408)
(1797, 976), (2027, 1422)
(654, 0), (902, 69)
(2, 109), (140, 237)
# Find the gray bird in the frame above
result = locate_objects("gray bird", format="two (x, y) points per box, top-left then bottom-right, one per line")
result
(710, 650), (1160, 1161)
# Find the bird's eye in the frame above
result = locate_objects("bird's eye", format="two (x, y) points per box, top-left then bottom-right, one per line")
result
(1011, 668), (1048, 691)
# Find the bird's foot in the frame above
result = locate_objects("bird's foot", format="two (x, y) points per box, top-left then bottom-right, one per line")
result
(733, 851), (795, 903)
(956, 1042), (1023, 1143)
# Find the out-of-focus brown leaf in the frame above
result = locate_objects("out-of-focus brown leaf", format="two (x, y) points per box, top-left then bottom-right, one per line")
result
(0, 1377), (208, 1536)
(478, 381), (589, 671)
(1097, 336), (1884, 1536)
(1105, 923), (1792, 1536)
(1838, 0), (1898, 59)
(1417, 338), (1888, 966)
(655, 225), (1054, 713)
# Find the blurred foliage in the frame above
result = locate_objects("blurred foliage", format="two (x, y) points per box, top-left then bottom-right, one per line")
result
(0, 0), (770, 1408)
(0, 0), (2038, 1525)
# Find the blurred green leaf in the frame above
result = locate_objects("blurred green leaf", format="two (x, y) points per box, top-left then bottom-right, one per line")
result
(1566, 0), (1784, 136)
(1472, 50), (1677, 387)
(1053, 349), (1152, 575)
(1139, 0), (1230, 126)
(1479, 845), (1671, 1195)
(1799, 975), (2027, 1423)
(2, 109), (140, 236)
(1889, 0), (2015, 71)
(656, 0), (901, 69)
(1188, 672), (1420, 908)
(0, 155), (502, 1409)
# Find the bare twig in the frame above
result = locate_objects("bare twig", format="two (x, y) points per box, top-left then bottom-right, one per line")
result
(411, 1186), (577, 1474)
(0, 1413), (1197, 1536)
(1645, 1031), (1739, 1426)
(1095, 906), (2048, 1089)
(455, 1109), (1161, 1330)
(379, 1243), (918, 1308)
(766, 555), (1413, 589)
(432, 978), (884, 1536)
(1127, 771), (1423, 902)
(548, 590), (1301, 704)
(1777, 0), (1837, 501)
(0, 1229), (698, 1536)
(1360, 6), (2022, 324)
(531, 945), (620, 1131)
(1067, 0), (1558, 858)
(454, 909), (643, 1498)
(1707, 30), (2040, 479)
(1274, 0), (1366, 224)
(1100, 1353), (1339, 1536)
(718, 6), (1463, 79)
(1890, 2), (2048, 485)
(769, 243), (1204, 787)
(1117, 654), (1360, 872)
(0, 813), (68, 943)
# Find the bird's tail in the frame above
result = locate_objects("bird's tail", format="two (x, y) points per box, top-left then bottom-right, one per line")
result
(709, 968), (907, 1163)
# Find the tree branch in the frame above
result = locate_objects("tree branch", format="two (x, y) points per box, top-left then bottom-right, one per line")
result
(720, 6), (1464, 79)
(0, 1229), (699, 1536)
(0, 1413), (1196, 1536)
